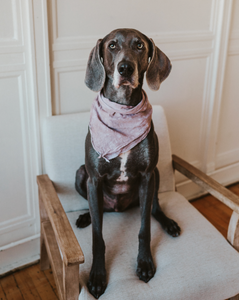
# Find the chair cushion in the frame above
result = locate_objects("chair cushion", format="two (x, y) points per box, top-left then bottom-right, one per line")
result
(42, 105), (175, 213)
(66, 192), (239, 300)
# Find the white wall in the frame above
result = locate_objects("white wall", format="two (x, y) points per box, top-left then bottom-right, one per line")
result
(0, 0), (239, 274)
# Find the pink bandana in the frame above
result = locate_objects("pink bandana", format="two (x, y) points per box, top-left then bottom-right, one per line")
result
(89, 90), (152, 161)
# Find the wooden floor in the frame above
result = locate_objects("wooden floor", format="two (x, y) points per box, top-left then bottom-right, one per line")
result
(1, 182), (239, 300)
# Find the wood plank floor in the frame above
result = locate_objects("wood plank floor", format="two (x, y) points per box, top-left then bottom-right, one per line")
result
(0, 182), (239, 300)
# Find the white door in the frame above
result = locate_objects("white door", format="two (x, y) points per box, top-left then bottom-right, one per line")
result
(0, 0), (43, 274)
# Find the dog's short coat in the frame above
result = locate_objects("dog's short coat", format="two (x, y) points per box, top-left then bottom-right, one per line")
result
(75, 28), (181, 299)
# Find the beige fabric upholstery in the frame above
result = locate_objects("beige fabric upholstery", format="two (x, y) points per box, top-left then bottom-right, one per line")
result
(42, 105), (174, 212)
(66, 192), (239, 300)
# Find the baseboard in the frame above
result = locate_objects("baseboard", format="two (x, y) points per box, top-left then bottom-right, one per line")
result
(0, 236), (40, 276)
(176, 161), (239, 200)
(216, 149), (239, 169)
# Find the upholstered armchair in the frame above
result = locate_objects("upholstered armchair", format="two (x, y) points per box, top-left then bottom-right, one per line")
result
(37, 105), (239, 300)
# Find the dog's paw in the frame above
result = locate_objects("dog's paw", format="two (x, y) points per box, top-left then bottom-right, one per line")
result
(137, 256), (155, 283)
(161, 217), (181, 237)
(75, 212), (91, 228)
(87, 269), (107, 299)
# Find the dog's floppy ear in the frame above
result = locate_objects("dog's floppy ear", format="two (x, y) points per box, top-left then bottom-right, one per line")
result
(85, 39), (106, 92)
(146, 38), (172, 91)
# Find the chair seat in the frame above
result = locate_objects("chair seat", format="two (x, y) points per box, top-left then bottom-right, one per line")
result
(66, 191), (239, 300)
(55, 183), (89, 212)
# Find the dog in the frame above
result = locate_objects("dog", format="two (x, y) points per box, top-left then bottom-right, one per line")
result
(75, 28), (181, 299)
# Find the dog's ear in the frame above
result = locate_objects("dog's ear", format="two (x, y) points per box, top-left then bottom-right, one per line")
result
(146, 38), (172, 91)
(85, 39), (106, 92)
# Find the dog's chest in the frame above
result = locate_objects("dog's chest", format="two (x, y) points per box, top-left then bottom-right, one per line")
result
(116, 150), (130, 182)
(102, 150), (136, 212)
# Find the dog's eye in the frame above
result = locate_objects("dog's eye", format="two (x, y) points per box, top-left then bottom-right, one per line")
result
(137, 43), (144, 50)
(109, 43), (116, 49)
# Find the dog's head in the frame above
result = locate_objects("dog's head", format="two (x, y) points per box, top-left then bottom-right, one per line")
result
(85, 28), (171, 92)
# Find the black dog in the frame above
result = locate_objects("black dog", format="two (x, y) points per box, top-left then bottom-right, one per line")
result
(75, 28), (181, 299)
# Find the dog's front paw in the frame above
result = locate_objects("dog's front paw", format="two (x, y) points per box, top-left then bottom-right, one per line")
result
(137, 256), (155, 283)
(161, 217), (181, 237)
(87, 268), (107, 299)
(75, 212), (91, 228)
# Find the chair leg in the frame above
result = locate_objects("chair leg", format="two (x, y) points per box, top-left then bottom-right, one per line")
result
(40, 227), (51, 270)
(227, 211), (239, 251)
(229, 295), (239, 300)
(228, 213), (239, 300)
(39, 189), (50, 270)
(63, 263), (79, 300)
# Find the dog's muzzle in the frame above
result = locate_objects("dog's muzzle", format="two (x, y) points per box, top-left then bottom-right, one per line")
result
(113, 60), (138, 89)
(117, 61), (135, 78)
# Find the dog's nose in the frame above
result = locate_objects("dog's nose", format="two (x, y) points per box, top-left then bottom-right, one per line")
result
(118, 62), (134, 77)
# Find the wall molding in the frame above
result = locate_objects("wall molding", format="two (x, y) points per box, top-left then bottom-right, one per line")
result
(0, 45), (24, 54)
(51, 30), (214, 66)
(0, 234), (40, 251)
(199, 0), (233, 174)
(0, 0), (23, 47)
(32, 0), (52, 119)
(51, 30), (214, 51)
(0, 221), (38, 248)
(0, 70), (38, 247)
(52, 66), (86, 115)
(0, 237), (40, 276)
(0, 71), (36, 229)
(0, 214), (34, 234)
(216, 148), (239, 169)
(49, 0), (215, 49)
(228, 30), (239, 56)
(52, 47), (212, 70)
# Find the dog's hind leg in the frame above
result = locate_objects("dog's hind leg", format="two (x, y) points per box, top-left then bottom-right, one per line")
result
(75, 165), (88, 199)
(75, 165), (92, 228)
(151, 167), (181, 237)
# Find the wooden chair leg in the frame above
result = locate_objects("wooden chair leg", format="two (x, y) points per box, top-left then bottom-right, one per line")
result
(40, 231), (51, 270)
(229, 295), (239, 300)
(63, 263), (79, 300)
(227, 211), (239, 251)
(39, 189), (51, 270)
(227, 213), (239, 300)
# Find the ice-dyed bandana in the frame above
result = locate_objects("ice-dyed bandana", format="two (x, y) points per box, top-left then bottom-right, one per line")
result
(89, 90), (152, 162)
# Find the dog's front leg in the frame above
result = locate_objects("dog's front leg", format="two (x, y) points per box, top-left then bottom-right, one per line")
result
(137, 172), (156, 283)
(87, 177), (106, 299)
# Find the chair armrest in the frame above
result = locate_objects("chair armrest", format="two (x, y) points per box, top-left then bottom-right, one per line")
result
(37, 174), (84, 266)
(172, 154), (239, 214)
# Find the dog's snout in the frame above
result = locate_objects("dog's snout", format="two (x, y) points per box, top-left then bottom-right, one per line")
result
(118, 62), (134, 77)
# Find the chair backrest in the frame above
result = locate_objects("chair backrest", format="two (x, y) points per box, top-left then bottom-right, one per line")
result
(42, 105), (175, 212)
